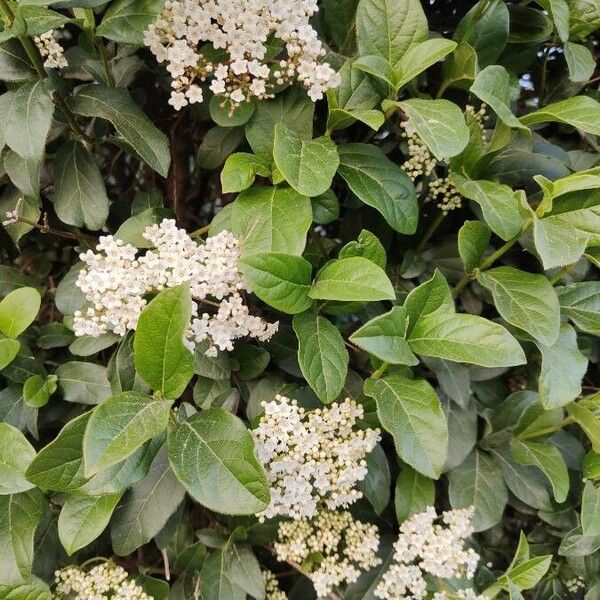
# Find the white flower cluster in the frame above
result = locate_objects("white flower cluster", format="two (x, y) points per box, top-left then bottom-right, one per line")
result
(54, 563), (151, 600)
(73, 219), (278, 356)
(253, 395), (380, 520)
(374, 507), (480, 600)
(400, 105), (488, 214)
(143, 0), (340, 110)
(34, 30), (68, 69)
(275, 509), (381, 598)
(263, 569), (288, 600)
(565, 576), (585, 593)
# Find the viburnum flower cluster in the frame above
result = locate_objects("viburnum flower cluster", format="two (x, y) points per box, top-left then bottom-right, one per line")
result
(143, 0), (341, 110)
(401, 104), (488, 214)
(263, 569), (288, 600)
(54, 563), (152, 600)
(34, 30), (68, 69)
(253, 395), (380, 520)
(73, 219), (278, 356)
(275, 509), (381, 598)
(374, 507), (481, 600)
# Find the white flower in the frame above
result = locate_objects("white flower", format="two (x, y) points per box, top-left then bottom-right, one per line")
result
(72, 219), (278, 356)
(55, 563), (152, 600)
(144, 0), (340, 110)
(263, 570), (288, 600)
(34, 30), (68, 69)
(253, 395), (380, 520)
(274, 510), (381, 598)
(374, 507), (481, 600)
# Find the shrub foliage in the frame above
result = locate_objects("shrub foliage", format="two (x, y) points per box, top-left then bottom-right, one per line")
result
(0, 0), (599, 597)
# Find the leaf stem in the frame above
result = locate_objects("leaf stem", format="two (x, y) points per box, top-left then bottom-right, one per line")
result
(517, 416), (575, 441)
(452, 222), (532, 298)
(370, 362), (389, 380)
(549, 263), (575, 285)
(190, 224), (211, 238)
(416, 210), (445, 253)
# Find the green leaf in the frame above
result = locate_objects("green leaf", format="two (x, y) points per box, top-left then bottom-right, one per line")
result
(448, 450), (507, 531)
(454, 0), (509, 67)
(0, 423), (36, 495)
(458, 220), (490, 272)
(53, 141), (110, 230)
(220, 153), (271, 194)
(441, 42), (479, 90)
(582, 480), (600, 536)
(97, 0), (164, 44)
(359, 443), (391, 515)
(394, 466), (434, 523)
(309, 257), (395, 302)
(72, 84), (170, 177)
(111, 445), (185, 556)
(470, 65), (529, 131)
(403, 270), (454, 335)
(535, 0), (570, 41)
(498, 555), (553, 591)
(197, 126), (244, 169)
(228, 543), (265, 600)
(338, 229), (386, 268)
(337, 143), (418, 234)
(532, 216), (588, 270)
(239, 253), (312, 314)
(364, 373), (448, 478)
(564, 42), (596, 82)
(80, 436), (163, 496)
(0, 287), (40, 339)
(356, 0), (427, 68)
(292, 311), (349, 404)
(311, 190), (339, 225)
(0, 576), (52, 600)
(0, 338), (20, 370)
(452, 175), (527, 240)
(393, 38), (457, 90)
(25, 412), (90, 491)
(492, 446), (552, 510)
(535, 324), (587, 409)
(23, 374), (56, 408)
(16, 6), (70, 35)
(134, 285), (194, 400)
(201, 548), (245, 600)
(558, 526), (600, 557)
(349, 306), (418, 365)
(3, 149), (40, 198)
(231, 186), (312, 257)
(520, 96), (600, 135)
(557, 282), (600, 335)
(273, 124), (339, 197)
(244, 86), (314, 156)
(83, 391), (172, 476)
(510, 439), (568, 503)
(0, 490), (44, 584)
(386, 98), (468, 160)
(56, 361), (112, 405)
(568, 402), (600, 453)
(58, 492), (122, 555)
(168, 408), (270, 515)
(408, 310), (526, 368)
(5, 79), (53, 161)
(476, 267), (560, 346)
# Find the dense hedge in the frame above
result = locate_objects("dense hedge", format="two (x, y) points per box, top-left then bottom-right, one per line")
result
(0, 0), (599, 598)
